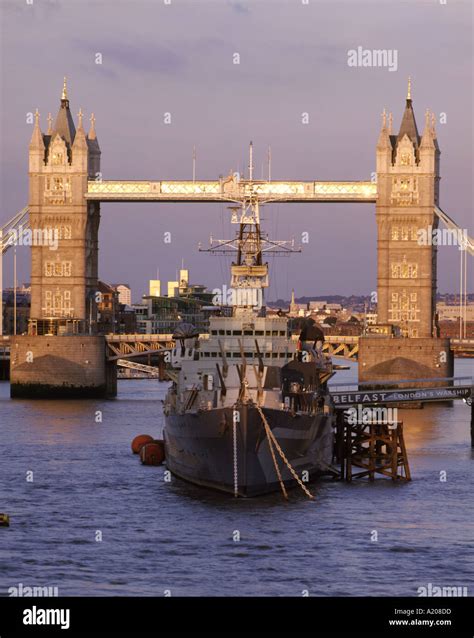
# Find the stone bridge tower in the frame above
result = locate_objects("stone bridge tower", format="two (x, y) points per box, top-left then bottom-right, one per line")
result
(28, 78), (101, 334)
(359, 80), (452, 384)
(375, 80), (440, 338)
(10, 80), (115, 398)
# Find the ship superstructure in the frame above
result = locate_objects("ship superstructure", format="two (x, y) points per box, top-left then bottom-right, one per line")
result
(163, 153), (336, 497)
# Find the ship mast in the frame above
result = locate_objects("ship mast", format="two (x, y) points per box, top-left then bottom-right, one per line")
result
(200, 143), (300, 313)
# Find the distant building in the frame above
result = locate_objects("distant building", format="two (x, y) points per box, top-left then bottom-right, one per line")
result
(97, 281), (137, 334)
(288, 290), (310, 317)
(97, 281), (119, 333)
(135, 267), (221, 334)
(178, 269), (189, 294)
(113, 284), (131, 306)
(137, 295), (209, 333)
(289, 290), (298, 315)
(132, 303), (149, 332)
(117, 305), (137, 334)
(1, 286), (31, 335)
(149, 280), (161, 297)
(439, 320), (474, 339)
(437, 302), (474, 322)
(167, 281), (179, 298)
(309, 300), (327, 311)
(326, 303), (342, 312)
(322, 320), (361, 337)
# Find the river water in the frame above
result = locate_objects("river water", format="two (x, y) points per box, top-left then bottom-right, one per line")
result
(0, 360), (472, 597)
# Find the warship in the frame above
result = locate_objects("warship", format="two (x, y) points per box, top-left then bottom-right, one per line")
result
(163, 184), (337, 497)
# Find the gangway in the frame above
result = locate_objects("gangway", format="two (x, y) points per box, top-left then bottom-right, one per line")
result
(330, 376), (473, 406)
(330, 376), (474, 447)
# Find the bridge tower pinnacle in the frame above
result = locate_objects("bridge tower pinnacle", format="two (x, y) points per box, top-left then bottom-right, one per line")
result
(375, 80), (440, 338)
(28, 79), (101, 334)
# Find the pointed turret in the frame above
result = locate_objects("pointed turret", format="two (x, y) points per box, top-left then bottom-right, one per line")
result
(88, 113), (97, 140)
(87, 112), (101, 177)
(61, 75), (68, 101)
(396, 77), (420, 148)
(29, 108), (45, 150)
(376, 108), (393, 173)
(72, 108), (88, 172)
(420, 109), (435, 150)
(417, 111), (441, 203)
(72, 108), (87, 148)
(52, 76), (76, 147)
(377, 109), (391, 149)
(29, 108), (45, 173)
(431, 112), (440, 153)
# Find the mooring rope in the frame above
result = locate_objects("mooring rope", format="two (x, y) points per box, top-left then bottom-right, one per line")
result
(232, 415), (239, 498)
(265, 421), (288, 501)
(256, 404), (314, 500)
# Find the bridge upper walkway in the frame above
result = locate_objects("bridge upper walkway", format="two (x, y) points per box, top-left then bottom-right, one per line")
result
(85, 180), (378, 203)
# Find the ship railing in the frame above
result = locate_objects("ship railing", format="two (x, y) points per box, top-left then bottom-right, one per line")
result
(283, 390), (328, 416)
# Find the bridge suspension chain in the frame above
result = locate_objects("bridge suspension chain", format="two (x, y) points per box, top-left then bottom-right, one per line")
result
(1, 207), (30, 255)
(434, 206), (474, 256)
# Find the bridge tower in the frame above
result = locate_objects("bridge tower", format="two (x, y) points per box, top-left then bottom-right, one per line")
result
(28, 78), (101, 334)
(375, 79), (440, 338)
(10, 80), (116, 398)
(359, 81), (453, 385)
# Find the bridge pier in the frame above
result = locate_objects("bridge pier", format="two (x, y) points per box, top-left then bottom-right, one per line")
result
(0, 344), (9, 380)
(10, 335), (116, 398)
(358, 336), (453, 387)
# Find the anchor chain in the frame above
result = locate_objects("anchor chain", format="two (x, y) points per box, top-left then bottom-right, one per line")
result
(232, 411), (239, 497)
(256, 404), (314, 500)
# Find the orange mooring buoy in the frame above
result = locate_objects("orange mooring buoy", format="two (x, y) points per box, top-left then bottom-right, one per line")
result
(140, 441), (165, 466)
(131, 434), (154, 454)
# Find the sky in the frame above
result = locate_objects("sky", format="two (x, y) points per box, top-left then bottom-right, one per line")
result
(0, 0), (472, 304)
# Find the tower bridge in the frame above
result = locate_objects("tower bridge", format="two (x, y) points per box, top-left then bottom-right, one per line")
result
(3, 77), (473, 398)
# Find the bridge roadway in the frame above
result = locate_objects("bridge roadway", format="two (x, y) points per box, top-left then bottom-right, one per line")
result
(106, 333), (474, 361)
(2, 334), (473, 360)
(105, 333), (174, 361)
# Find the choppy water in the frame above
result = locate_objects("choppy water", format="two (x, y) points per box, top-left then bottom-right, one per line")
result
(0, 360), (473, 597)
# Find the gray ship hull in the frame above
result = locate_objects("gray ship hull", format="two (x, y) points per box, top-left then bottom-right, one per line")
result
(164, 405), (334, 497)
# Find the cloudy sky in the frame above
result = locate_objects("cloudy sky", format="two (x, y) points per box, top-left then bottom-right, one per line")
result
(1, 0), (472, 303)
